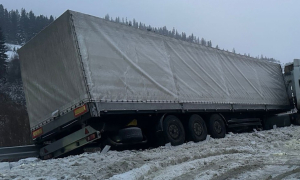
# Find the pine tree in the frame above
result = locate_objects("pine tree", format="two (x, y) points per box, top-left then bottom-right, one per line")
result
(201, 38), (206, 46)
(207, 40), (212, 47)
(0, 5), (4, 27)
(9, 10), (20, 44)
(132, 19), (138, 28)
(2, 9), (9, 40)
(189, 33), (194, 42)
(175, 30), (180, 39)
(0, 26), (7, 79)
(260, 54), (264, 59)
(139, 22), (143, 30)
(27, 10), (36, 40)
(49, 15), (54, 22)
(171, 28), (175, 38)
(18, 8), (28, 44)
(182, 32), (186, 40)
(104, 14), (109, 21)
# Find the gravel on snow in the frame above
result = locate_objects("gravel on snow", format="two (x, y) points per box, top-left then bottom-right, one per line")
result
(1, 125), (300, 180)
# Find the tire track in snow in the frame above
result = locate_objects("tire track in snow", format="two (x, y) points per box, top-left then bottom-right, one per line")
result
(271, 166), (300, 180)
(230, 158), (300, 180)
(210, 163), (263, 180)
(145, 153), (252, 180)
(109, 148), (256, 180)
(175, 154), (265, 180)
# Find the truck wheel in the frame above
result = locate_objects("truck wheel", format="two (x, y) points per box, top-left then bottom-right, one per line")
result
(187, 114), (207, 142)
(119, 127), (143, 143)
(163, 115), (185, 146)
(292, 114), (300, 125)
(110, 127), (143, 143)
(208, 114), (226, 138)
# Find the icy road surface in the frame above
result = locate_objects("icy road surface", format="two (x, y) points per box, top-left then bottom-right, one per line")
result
(1, 126), (300, 180)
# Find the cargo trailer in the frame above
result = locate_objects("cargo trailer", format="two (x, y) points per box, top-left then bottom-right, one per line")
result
(18, 10), (296, 159)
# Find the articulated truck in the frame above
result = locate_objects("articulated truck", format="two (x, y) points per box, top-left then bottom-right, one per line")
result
(18, 10), (298, 159)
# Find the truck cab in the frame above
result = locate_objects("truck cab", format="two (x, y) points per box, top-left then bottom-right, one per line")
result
(284, 59), (300, 124)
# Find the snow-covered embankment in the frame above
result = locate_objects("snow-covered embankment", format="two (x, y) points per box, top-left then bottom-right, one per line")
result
(1, 126), (300, 179)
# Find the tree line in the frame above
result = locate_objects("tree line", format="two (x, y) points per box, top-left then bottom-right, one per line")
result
(104, 14), (213, 47)
(0, 4), (54, 45)
(104, 14), (279, 63)
(0, 3), (278, 62)
(0, 26), (30, 146)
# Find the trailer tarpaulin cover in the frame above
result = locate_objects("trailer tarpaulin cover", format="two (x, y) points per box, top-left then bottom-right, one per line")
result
(19, 10), (289, 129)
(18, 11), (89, 129)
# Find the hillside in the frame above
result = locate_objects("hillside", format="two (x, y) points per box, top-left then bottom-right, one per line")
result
(0, 43), (25, 105)
(0, 43), (31, 147)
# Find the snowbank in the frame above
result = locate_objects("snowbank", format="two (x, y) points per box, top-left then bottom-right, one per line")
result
(1, 126), (300, 179)
(5, 44), (21, 61)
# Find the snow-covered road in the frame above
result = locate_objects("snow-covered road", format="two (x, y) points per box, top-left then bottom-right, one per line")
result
(1, 126), (300, 180)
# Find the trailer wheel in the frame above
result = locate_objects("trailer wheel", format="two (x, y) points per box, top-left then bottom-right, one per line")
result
(292, 114), (300, 125)
(187, 114), (207, 142)
(110, 127), (143, 144)
(208, 114), (226, 138)
(163, 115), (185, 146)
(119, 127), (143, 143)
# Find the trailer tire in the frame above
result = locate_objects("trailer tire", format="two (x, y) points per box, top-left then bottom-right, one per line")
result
(292, 114), (300, 125)
(163, 115), (185, 146)
(187, 114), (207, 142)
(119, 127), (143, 143)
(208, 114), (226, 138)
(110, 127), (143, 144)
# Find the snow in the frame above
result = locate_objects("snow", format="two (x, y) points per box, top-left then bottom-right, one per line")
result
(5, 43), (21, 61)
(1, 126), (300, 179)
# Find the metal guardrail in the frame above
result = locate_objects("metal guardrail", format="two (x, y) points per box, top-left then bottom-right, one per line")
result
(0, 145), (40, 161)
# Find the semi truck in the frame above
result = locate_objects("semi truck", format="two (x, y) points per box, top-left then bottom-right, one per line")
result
(18, 10), (298, 159)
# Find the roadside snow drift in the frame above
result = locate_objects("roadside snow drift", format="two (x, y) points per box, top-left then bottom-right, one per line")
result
(1, 126), (300, 179)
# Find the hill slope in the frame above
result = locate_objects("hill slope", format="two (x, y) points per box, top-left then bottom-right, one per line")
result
(0, 44), (30, 147)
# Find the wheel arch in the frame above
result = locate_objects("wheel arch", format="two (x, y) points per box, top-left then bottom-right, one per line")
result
(217, 113), (228, 127)
(156, 113), (168, 132)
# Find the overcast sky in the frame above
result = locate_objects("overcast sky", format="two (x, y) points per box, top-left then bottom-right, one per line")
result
(2, 0), (299, 64)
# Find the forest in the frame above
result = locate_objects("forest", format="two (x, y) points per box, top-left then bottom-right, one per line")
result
(0, 4), (54, 45)
(0, 3), (278, 62)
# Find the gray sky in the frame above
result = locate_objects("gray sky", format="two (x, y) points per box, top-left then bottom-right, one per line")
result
(2, 0), (299, 64)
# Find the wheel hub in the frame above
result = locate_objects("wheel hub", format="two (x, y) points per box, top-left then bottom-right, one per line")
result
(193, 122), (203, 136)
(169, 124), (179, 139)
(214, 121), (222, 134)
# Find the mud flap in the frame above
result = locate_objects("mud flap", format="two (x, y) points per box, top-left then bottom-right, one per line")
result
(263, 114), (291, 130)
(290, 113), (300, 125)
